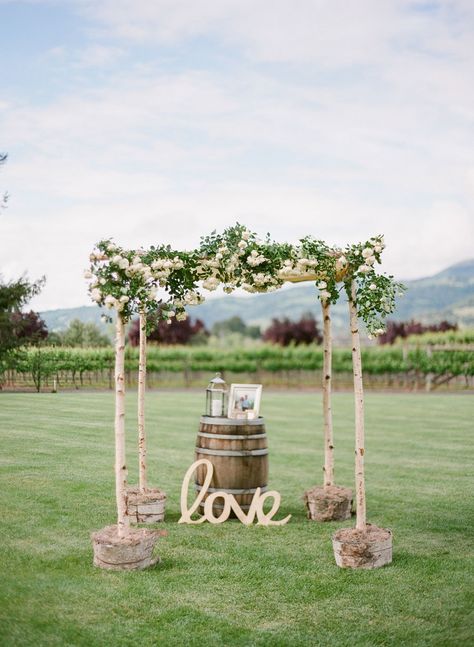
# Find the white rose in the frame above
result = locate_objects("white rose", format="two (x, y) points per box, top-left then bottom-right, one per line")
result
(176, 312), (187, 321)
(241, 230), (250, 240)
(318, 281), (327, 289)
(83, 270), (93, 279)
(104, 295), (116, 309)
(168, 310), (176, 318)
(362, 248), (373, 258)
(365, 256), (376, 266)
(238, 240), (247, 248)
(118, 258), (129, 269)
(119, 295), (129, 303)
(215, 253), (223, 260)
(99, 278), (106, 285)
(374, 244), (382, 253)
(359, 265), (371, 274)
(320, 290), (331, 300)
(90, 288), (102, 302)
(369, 283), (377, 290)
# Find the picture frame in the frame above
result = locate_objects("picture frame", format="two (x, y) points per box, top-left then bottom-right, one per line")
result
(228, 384), (263, 420)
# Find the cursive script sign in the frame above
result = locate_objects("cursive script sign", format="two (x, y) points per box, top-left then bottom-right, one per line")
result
(178, 458), (291, 526)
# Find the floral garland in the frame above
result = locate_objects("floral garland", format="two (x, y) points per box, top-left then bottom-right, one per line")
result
(85, 224), (404, 337)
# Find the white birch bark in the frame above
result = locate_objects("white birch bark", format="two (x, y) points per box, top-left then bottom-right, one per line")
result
(115, 314), (129, 537)
(322, 300), (334, 488)
(349, 281), (367, 531)
(138, 310), (147, 492)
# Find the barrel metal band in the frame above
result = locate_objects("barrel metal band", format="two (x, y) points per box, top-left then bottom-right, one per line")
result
(197, 431), (267, 440)
(195, 446), (269, 457)
(194, 483), (268, 495)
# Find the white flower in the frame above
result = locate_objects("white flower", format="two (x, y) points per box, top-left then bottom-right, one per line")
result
(202, 277), (220, 291)
(176, 312), (187, 321)
(369, 283), (377, 290)
(168, 310), (176, 318)
(163, 260), (173, 269)
(83, 270), (93, 279)
(374, 244), (382, 254)
(90, 288), (102, 302)
(118, 258), (129, 270)
(104, 295), (116, 309)
(335, 255), (347, 272)
(238, 240), (247, 249)
(107, 244), (117, 252)
(362, 247), (373, 258)
(111, 254), (122, 265)
(215, 253), (223, 260)
(317, 281), (327, 289)
(365, 256), (376, 266)
(99, 278), (106, 285)
(358, 265), (371, 274)
(241, 230), (250, 240)
(119, 295), (129, 303)
(320, 290), (331, 300)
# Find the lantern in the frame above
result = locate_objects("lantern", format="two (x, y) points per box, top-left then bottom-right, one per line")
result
(206, 373), (228, 418)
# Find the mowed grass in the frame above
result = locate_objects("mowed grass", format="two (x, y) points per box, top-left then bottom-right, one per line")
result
(0, 391), (473, 647)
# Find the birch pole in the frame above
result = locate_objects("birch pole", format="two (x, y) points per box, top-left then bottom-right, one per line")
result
(349, 280), (367, 531)
(322, 299), (335, 488)
(138, 310), (147, 493)
(115, 314), (129, 538)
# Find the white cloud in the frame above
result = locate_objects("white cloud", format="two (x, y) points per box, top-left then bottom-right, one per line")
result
(1, 0), (473, 311)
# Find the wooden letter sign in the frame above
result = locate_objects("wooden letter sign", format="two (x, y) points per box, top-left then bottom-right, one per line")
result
(179, 459), (291, 526)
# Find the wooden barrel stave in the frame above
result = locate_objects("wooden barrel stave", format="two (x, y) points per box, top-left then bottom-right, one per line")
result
(195, 416), (268, 516)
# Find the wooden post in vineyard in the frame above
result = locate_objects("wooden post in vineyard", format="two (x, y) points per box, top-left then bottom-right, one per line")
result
(138, 310), (147, 493)
(348, 280), (366, 531)
(331, 280), (392, 568)
(126, 307), (167, 524)
(322, 299), (334, 488)
(114, 314), (129, 538)
(303, 295), (352, 522)
(91, 313), (162, 570)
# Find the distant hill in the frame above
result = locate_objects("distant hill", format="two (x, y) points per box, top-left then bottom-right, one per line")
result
(40, 258), (474, 337)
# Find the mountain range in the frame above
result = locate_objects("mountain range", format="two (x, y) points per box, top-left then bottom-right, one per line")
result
(40, 258), (474, 338)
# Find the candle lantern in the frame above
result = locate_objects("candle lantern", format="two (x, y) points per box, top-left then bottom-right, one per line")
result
(206, 373), (228, 418)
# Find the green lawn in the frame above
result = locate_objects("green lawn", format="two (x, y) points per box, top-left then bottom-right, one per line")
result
(0, 391), (473, 647)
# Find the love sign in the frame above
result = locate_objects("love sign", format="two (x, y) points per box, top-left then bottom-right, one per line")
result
(178, 459), (291, 526)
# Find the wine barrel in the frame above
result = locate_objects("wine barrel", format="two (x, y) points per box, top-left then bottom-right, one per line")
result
(195, 416), (268, 516)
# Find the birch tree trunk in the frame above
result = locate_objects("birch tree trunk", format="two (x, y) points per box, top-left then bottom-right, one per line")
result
(322, 300), (334, 488)
(349, 281), (367, 531)
(115, 314), (129, 538)
(138, 310), (147, 493)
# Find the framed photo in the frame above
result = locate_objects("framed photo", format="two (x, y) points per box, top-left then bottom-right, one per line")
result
(228, 384), (262, 420)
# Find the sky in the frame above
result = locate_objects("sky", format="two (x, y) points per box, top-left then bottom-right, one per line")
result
(1, 0), (473, 311)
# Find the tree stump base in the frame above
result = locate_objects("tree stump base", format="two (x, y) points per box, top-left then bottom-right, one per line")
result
(127, 487), (166, 524)
(91, 525), (162, 570)
(303, 485), (353, 522)
(332, 524), (392, 569)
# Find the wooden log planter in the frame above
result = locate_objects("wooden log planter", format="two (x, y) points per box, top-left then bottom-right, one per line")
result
(91, 525), (164, 571)
(195, 416), (268, 517)
(332, 524), (392, 569)
(303, 485), (353, 522)
(126, 487), (167, 524)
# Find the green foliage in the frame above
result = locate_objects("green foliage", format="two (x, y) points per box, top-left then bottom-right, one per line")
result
(212, 316), (260, 339)
(0, 392), (473, 646)
(86, 225), (404, 338)
(404, 328), (474, 346)
(5, 344), (473, 382)
(0, 275), (46, 369)
(48, 319), (111, 348)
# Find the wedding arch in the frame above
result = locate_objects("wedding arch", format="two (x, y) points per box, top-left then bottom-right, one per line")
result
(86, 223), (403, 570)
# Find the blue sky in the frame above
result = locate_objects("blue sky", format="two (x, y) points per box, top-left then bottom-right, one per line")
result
(1, 0), (473, 310)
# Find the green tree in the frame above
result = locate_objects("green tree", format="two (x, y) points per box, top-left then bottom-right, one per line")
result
(0, 275), (46, 370)
(49, 319), (111, 348)
(212, 316), (261, 339)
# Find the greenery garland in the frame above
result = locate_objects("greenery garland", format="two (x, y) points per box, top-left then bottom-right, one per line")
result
(85, 223), (404, 337)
